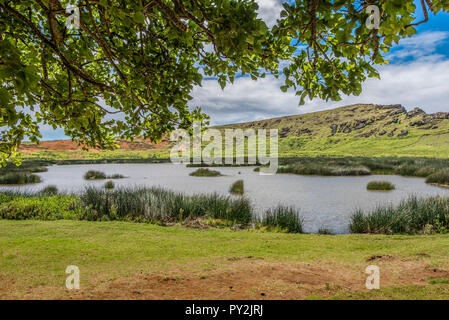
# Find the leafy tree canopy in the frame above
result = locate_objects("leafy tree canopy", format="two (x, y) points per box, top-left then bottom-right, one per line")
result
(0, 0), (448, 164)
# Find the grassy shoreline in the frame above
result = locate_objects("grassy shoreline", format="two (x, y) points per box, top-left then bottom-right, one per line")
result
(4, 155), (449, 176)
(0, 187), (304, 233)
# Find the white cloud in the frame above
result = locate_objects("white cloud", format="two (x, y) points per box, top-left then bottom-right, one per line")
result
(192, 31), (449, 125)
(388, 31), (449, 62)
(255, 0), (284, 28)
(192, 76), (298, 124)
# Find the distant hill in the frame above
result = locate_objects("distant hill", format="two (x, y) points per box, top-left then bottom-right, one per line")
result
(19, 104), (449, 159)
(217, 104), (449, 158)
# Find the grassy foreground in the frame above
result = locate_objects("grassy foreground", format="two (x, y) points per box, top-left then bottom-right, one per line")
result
(1, 220), (449, 299)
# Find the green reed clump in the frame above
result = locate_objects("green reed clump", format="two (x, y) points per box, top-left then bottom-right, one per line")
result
(83, 170), (106, 180)
(189, 168), (221, 177)
(104, 181), (115, 189)
(278, 164), (370, 176)
(0, 173), (41, 185)
(367, 181), (395, 191)
(394, 165), (421, 177)
(350, 196), (449, 234)
(79, 186), (252, 224)
(39, 185), (58, 196)
(229, 180), (244, 195)
(83, 171), (123, 180)
(261, 205), (303, 233)
(426, 170), (449, 187)
(277, 156), (449, 178)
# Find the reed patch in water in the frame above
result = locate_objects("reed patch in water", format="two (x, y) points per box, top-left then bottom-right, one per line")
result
(229, 180), (244, 195)
(83, 171), (125, 180)
(260, 205), (303, 233)
(350, 196), (449, 234)
(367, 181), (395, 191)
(189, 168), (221, 177)
(0, 173), (41, 185)
(426, 170), (449, 187)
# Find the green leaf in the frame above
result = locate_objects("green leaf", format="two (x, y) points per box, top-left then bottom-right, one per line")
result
(132, 12), (145, 24)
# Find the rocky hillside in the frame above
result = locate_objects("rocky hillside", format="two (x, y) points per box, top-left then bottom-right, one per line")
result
(219, 104), (449, 140)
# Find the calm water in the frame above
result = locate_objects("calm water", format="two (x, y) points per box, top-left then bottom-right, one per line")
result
(2, 163), (448, 234)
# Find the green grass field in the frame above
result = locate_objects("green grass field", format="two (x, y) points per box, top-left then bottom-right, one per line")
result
(1, 220), (449, 299)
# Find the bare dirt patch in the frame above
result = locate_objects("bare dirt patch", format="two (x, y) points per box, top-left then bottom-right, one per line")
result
(3, 256), (444, 300)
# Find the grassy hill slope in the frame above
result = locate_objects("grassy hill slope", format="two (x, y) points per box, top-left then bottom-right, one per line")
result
(219, 104), (449, 158)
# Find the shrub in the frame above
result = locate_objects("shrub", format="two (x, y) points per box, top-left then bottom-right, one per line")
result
(189, 168), (221, 177)
(83, 170), (106, 180)
(0, 195), (81, 220)
(367, 181), (395, 191)
(426, 170), (449, 186)
(0, 173), (41, 185)
(229, 180), (244, 195)
(261, 205), (303, 233)
(350, 196), (449, 234)
(104, 181), (115, 189)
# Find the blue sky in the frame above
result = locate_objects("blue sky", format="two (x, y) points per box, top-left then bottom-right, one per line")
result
(190, 0), (449, 126)
(39, 0), (449, 140)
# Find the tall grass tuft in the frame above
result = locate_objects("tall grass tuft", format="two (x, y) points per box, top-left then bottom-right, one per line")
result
(350, 196), (449, 234)
(261, 205), (303, 233)
(229, 180), (244, 195)
(318, 227), (333, 235)
(104, 181), (115, 189)
(80, 186), (252, 224)
(367, 181), (395, 191)
(426, 170), (449, 187)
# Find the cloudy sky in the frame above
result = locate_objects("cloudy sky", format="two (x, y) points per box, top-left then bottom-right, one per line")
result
(40, 0), (449, 139)
(194, 0), (449, 126)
